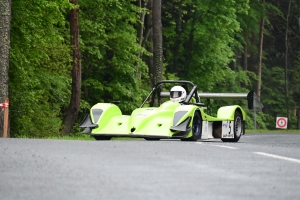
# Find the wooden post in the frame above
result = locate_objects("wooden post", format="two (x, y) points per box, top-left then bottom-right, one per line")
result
(3, 98), (9, 138)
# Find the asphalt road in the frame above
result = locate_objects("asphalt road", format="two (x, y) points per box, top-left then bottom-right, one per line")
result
(1, 133), (300, 200)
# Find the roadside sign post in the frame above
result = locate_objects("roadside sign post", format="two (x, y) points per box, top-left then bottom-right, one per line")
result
(254, 106), (256, 129)
(276, 117), (288, 129)
(251, 93), (263, 129)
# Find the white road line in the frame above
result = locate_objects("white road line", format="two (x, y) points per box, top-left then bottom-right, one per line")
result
(254, 152), (300, 164)
(212, 145), (239, 150)
(196, 143), (239, 149)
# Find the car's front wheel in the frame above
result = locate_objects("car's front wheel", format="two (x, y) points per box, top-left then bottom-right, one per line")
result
(221, 111), (243, 142)
(181, 111), (202, 141)
(144, 138), (160, 141)
(93, 136), (112, 141)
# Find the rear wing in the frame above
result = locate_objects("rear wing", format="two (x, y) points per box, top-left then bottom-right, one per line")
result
(161, 90), (263, 111)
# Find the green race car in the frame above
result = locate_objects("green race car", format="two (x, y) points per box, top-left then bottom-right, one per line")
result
(80, 80), (254, 142)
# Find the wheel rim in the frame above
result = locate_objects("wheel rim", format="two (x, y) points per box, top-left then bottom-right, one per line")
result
(235, 116), (242, 137)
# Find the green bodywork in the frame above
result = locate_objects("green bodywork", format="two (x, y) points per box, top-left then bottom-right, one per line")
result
(88, 101), (243, 139)
(202, 105), (246, 121)
(90, 101), (193, 137)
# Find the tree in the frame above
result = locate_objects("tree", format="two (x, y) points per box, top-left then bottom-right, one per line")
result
(63, 0), (81, 135)
(256, 0), (266, 100)
(9, 0), (72, 138)
(162, 0), (249, 90)
(284, 0), (292, 125)
(146, 0), (154, 87)
(152, 0), (163, 85)
(0, 0), (11, 137)
(235, 0), (261, 73)
(79, 0), (149, 120)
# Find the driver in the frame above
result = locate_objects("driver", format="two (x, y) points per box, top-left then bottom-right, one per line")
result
(170, 86), (187, 103)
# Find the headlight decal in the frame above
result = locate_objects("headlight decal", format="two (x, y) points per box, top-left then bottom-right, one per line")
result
(92, 109), (103, 123)
(173, 111), (188, 126)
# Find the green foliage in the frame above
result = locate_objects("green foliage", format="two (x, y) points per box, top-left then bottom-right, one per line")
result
(260, 64), (287, 129)
(9, 0), (72, 137)
(163, 0), (250, 91)
(7, 0), (300, 138)
(79, 0), (149, 119)
(202, 67), (258, 127)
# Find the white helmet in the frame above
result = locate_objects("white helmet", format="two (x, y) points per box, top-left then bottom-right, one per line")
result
(170, 86), (187, 103)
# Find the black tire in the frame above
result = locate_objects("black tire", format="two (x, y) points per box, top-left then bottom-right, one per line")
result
(221, 111), (243, 142)
(93, 136), (112, 140)
(181, 111), (202, 141)
(144, 138), (160, 141)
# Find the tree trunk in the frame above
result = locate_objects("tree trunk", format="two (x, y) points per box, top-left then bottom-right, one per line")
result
(137, 0), (148, 47)
(285, 0), (292, 125)
(63, 0), (81, 135)
(147, 0), (154, 87)
(136, 0), (148, 80)
(256, 0), (265, 100)
(248, 35), (257, 73)
(298, 109), (300, 129)
(184, 21), (195, 78)
(243, 33), (248, 71)
(172, 9), (182, 74)
(0, 0), (11, 137)
(137, 0), (142, 43)
(152, 0), (163, 84)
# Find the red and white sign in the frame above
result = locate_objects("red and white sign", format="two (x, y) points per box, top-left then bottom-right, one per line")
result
(276, 117), (288, 129)
(0, 103), (9, 111)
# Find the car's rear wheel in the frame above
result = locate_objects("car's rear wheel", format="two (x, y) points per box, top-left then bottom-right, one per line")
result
(221, 111), (243, 142)
(93, 136), (112, 140)
(181, 111), (202, 141)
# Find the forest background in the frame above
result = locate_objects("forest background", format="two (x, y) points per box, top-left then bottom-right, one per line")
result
(0, 0), (300, 138)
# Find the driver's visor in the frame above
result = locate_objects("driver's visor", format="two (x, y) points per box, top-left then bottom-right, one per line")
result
(170, 91), (182, 98)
